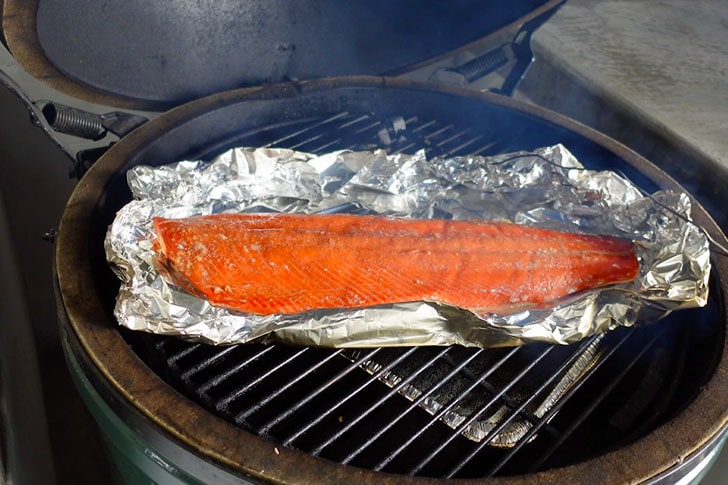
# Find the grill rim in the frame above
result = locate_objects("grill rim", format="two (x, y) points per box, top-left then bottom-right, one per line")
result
(55, 76), (728, 484)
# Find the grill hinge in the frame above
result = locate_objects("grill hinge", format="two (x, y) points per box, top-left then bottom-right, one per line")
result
(400, 1), (566, 96)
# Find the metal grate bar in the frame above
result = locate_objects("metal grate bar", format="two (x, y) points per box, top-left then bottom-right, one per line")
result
(204, 345), (277, 400)
(215, 347), (310, 410)
(449, 335), (604, 441)
(354, 120), (383, 134)
(280, 347), (420, 446)
(261, 348), (383, 436)
(444, 335), (605, 477)
(524, 329), (663, 474)
(337, 114), (373, 130)
(409, 345), (558, 475)
(340, 347), (487, 464)
(409, 120), (438, 133)
(440, 353), (555, 435)
(234, 349), (346, 422)
(373, 345), (522, 471)
(307, 139), (345, 154)
(286, 132), (333, 151)
(299, 116), (363, 153)
(263, 112), (350, 148)
(402, 116), (419, 127)
(311, 347), (454, 455)
(294, 114), (391, 153)
(164, 342), (203, 366)
(483, 328), (638, 476)
(434, 130), (470, 149)
(398, 119), (488, 158)
(197, 345), (274, 394)
(179, 346), (239, 381)
(440, 134), (486, 157)
(391, 141), (419, 154)
(423, 124), (455, 142)
(392, 121), (460, 155)
(469, 140), (500, 156)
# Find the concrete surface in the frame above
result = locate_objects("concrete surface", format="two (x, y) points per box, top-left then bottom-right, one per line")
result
(519, 0), (728, 232)
(530, 0), (728, 171)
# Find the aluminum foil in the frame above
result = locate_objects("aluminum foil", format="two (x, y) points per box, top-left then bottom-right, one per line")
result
(105, 144), (710, 347)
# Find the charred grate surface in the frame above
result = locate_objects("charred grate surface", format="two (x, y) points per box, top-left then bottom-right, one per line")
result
(124, 111), (723, 479)
(145, 321), (696, 478)
(221, 111), (518, 159)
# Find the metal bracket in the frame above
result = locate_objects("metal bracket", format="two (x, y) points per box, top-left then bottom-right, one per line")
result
(0, 42), (152, 180)
(423, 1), (566, 96)
(38, 101), (148, 140)
(35, 101), (146, 178)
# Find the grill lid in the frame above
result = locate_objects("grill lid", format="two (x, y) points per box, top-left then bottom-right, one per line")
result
(1, 0), (563, 110)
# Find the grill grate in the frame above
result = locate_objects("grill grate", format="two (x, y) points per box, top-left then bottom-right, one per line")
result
(128, 111), (708, 478)
(149, 324), (678, 478)
(253, 111), (511, 159)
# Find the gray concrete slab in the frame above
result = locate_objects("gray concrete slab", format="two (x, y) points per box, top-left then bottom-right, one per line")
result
(529, 0), (728, 170)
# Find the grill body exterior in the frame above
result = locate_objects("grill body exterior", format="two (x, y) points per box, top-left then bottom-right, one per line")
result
(54, 78), (728, 484)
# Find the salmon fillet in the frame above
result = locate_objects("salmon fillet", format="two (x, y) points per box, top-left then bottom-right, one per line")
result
(152, 213), (640, 316)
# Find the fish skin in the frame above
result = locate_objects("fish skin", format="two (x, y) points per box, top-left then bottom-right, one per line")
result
(152, 213), (640, 316)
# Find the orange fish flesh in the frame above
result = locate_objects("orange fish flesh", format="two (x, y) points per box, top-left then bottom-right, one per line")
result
(152, 213), (640, 316)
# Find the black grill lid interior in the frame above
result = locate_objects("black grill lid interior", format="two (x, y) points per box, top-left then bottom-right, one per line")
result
(3, 0), (554, 108)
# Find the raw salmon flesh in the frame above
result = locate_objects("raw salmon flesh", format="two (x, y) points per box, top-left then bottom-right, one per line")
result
(152, 213), (640, 316)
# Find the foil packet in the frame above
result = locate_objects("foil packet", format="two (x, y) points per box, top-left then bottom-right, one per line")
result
(105, 144), (710, 348)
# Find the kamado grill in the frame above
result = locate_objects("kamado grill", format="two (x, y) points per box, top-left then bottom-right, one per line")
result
(1, 1), (727, 484)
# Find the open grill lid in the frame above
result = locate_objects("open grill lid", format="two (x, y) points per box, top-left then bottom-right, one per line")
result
(1, 0), (563, 110)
